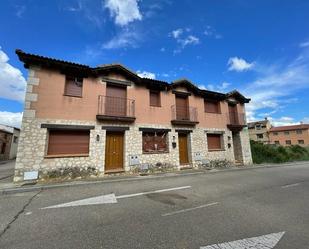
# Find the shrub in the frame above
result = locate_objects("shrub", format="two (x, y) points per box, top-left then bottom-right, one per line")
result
(250, 140), (309, 164)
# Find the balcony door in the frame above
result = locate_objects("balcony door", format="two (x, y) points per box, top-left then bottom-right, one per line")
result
(228, 104), (238, 125)
(176, 95), (189, 120)
(106, 85), (127, 116)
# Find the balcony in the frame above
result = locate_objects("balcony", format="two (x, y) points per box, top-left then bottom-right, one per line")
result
(226, 112), (247, 131)
(96, 95), (135, 123)
(171, 105), (199, 126)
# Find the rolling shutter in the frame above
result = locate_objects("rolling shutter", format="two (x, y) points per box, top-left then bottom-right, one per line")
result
(64, 77), (83, 97)
(150, 91), (160, 107)
(207, 134), (222, 150)
(47, 130), (90, 155)
(204, 100), (220, 113)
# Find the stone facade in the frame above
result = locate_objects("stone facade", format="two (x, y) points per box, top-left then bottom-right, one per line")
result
(14, 116), (252, 181)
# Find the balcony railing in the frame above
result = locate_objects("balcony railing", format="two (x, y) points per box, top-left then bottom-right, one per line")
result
(171, 105), (198, 125)
(97, 95), (135, 122)
(226, 112), (246, 131)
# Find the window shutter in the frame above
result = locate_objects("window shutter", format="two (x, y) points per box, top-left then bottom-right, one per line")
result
(65, 77), (83, 97)
(204, 100), (220, 113)
(207, 134), (222, 150)
(47, 130), (90, 155)
(150, 91), (160, 107)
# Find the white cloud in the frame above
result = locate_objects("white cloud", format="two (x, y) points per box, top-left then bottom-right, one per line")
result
(0, 111), (23, 128)
(170, 28), (183, 39)
(228, 57), (254, 72)
(204, 25), (222, 39)
(299, 40), (309, 48)
(267, 116), (299, 127)
(244, 47), (309, 122)
(104, 0), (142, 26)
(170, 28), (200, 53)
(137, 70), (156, 79)
(207, 82), (231, 92)
(181, 35), (199, 47)
(102, 29), (141, 49)
(303, 117), (309, 123)
(0, 47), (26, 102)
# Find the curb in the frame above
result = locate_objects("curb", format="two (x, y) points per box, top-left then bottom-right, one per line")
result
(1, 161), (308, 195)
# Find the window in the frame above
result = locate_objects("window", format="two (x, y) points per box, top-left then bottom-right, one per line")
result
(274, 141), (280, 145)
(149, 91), (161, 107)
(284, 131), (289, 135)
(47, 130), (90, 156)
(257, 134), (263, 139)
(285, 140), (291, 145)
(296, 130), (303, 134)
(1, 143), (6, 154)
(204, 100), (220, 113)
(256, 125), (261, 130)
(142, 131), (168, 153)
(64, 76), (83, 97)
(273, 132), (278, 136)
(298, 140), (304, 144)
(13, 136), (18, 143)
(207, 133), (223, 151)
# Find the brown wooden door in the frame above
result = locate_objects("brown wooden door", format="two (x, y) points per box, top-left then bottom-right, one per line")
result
(105, 132), (124, 171)
(228, 104), (238, 124)
(176, 96), (189, 120)
(106, 85), (127, 116)
(178, 134), (189, 165)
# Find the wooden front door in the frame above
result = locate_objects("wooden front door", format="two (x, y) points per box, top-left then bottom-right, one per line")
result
(106, 85), (127, 116)
(176, 96), (189, 120)
(105, 132), (124, 171)
(178, 134), (189, 165)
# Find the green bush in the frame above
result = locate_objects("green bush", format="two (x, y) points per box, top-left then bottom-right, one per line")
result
(250, 140), (309, 164)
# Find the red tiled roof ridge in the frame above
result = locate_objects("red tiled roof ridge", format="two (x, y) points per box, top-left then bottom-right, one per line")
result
(270, 124), (309, 132)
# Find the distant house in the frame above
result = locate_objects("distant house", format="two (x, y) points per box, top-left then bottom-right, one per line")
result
(0, 124), (20, 160)
(13, 49), (253, 182)
(269, 124), (309, 147)
(248, 118), (272, 144)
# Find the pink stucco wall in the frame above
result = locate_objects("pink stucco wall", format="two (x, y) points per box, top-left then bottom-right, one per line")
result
(32, 68), (246, 128)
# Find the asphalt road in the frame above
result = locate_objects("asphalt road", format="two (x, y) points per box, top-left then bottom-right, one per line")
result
(0, 162), (309, 249)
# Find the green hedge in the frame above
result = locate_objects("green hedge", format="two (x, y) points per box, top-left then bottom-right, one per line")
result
(250, 140), (309, 164)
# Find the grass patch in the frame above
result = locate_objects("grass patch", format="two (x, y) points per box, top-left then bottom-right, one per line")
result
(250, 140), (309, 164)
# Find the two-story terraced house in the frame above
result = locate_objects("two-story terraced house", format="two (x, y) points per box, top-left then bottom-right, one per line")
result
(14, 50), (252, 182)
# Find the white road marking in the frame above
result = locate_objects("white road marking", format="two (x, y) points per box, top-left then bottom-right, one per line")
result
(162, 202), (219, 217)
(281, 183), (300, 188)
(41, 194), (117, 209)
(200, 231), (285, 249)
(41, 186), (191, 209)
(117, 185), (191, 199)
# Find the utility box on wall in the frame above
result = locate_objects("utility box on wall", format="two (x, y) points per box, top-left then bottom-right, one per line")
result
(129, 155), (140, 166)
(194, 152), (203, 161)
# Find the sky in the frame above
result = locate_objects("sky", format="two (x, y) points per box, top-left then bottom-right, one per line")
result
(0, 0), (309, 128)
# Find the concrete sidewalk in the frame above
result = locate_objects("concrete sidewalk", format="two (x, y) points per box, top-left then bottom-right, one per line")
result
(1, 160), (308, 195)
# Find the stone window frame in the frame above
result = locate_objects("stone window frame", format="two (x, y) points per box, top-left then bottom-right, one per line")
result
(142, 131), (169, 154)
(298, 140), (304, 144)
(206, 131), (225, 152)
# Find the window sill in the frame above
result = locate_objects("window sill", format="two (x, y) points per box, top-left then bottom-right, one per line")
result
(208, 149), (225, 152)
(204, 112), (221, 114)
(45, 154), (89, 158)
(63, 94), (83, 98)
(150, 105), (162, 108)
(143, 151), (169, 154)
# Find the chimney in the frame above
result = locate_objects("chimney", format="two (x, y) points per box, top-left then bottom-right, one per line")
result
(300, 121), (303, 124)
(265, 117), (268, 121)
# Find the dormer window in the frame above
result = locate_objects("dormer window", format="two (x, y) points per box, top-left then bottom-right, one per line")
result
(64, 76), (83, 97)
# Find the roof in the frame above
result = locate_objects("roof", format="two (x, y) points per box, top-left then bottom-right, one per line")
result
(270, 124), (309, 132)
(16, 49), (250, 103)
(247, 120), (269, 129)
(226, 90), (251, 103)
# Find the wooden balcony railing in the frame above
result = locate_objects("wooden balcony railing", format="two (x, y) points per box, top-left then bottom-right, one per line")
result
(226, 112), (246, 131)
(97, 95), (135, 122)
(171, 105), (199, 126)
